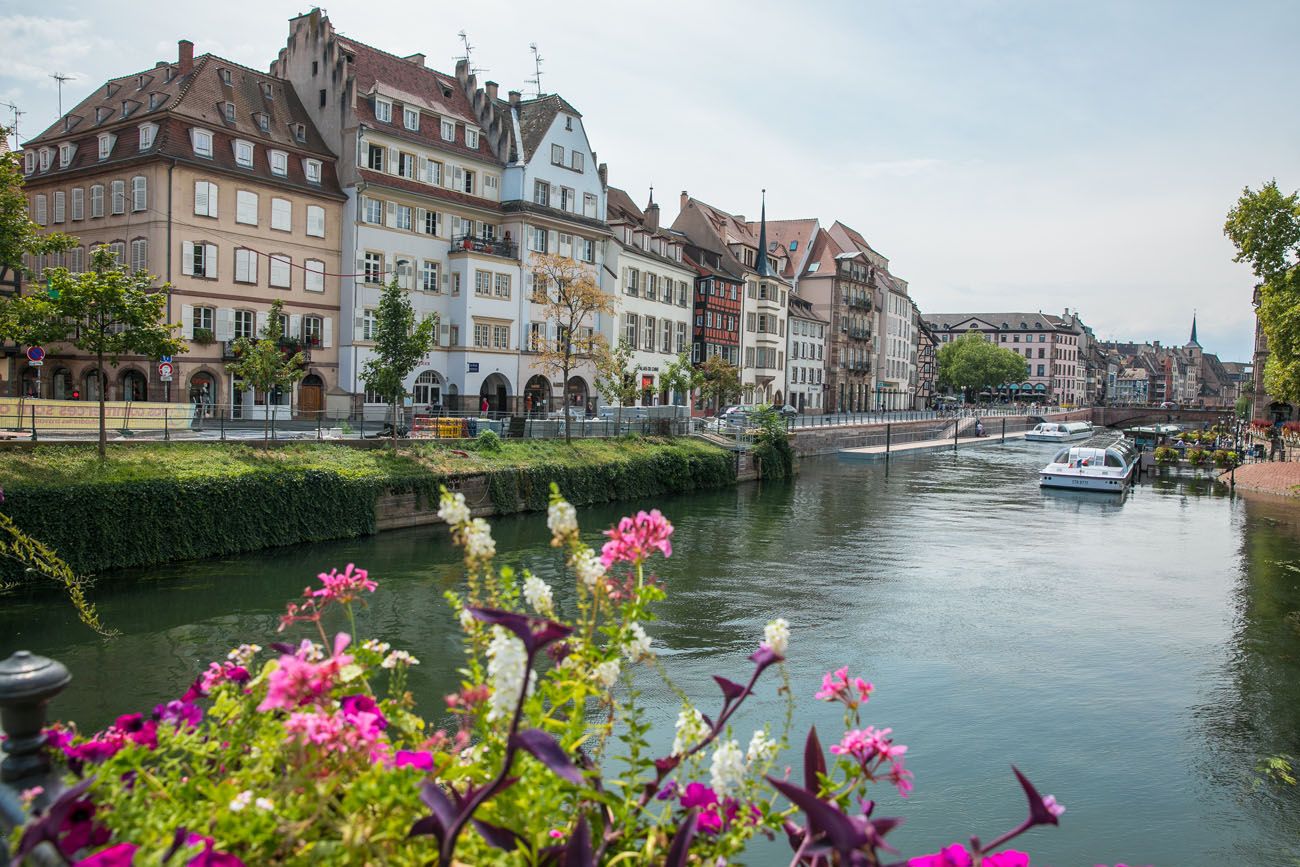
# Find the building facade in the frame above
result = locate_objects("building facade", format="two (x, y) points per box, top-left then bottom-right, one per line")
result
(785, 295), (826, 412)
(924, 311), (1087, 404)
(23, 38), (345, 415)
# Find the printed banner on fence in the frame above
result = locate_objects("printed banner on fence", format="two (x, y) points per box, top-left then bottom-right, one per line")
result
(3, 398), (178, 431)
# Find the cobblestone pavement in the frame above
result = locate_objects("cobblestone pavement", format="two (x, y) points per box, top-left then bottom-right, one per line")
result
(1224, 461), (1300, 496)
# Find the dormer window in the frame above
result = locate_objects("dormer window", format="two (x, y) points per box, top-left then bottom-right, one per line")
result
(95, 107), (112, 124)
(191, 128), (214, 158)
(256, 112), (269, 132)
(269, 149), (288, 176)
(58, 143), (75, 167)
(138, 123), (157, 150)
(303, 158), (322, 184)
(375, 98), (392, 123)
(440, 119), (454, 142)
(466, 128), (479, 149)
(96, 134), (116, 160)
(164, 66), (175, 82)
(121, 101), (132, 118)
(223, 102), (235, 123)
(403, 106), (419, 130)
(233, 139), (254, 168)
(23, 152), (35, 174)
(149, 92), (166, 110)
(292, 123), (306, 143)
(38, 148), (51, 172)
(262, 82), (273, 100)
(220, 69), (232, 85)
(105, 82), (119, 98)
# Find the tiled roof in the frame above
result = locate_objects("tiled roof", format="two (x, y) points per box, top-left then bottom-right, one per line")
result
(513, 94), (582, 161)
(755, 218), (818, 279)
(605, 186), (644, 224)
(924, 312), (1072, 332)
(356, 168), (500, 212)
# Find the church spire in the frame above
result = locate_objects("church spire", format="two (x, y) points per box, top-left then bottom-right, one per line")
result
(755, 189), (770, 277)
(1189, 311), (1200, 347)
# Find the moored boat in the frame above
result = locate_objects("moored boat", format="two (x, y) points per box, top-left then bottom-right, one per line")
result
(1025, 421), (1093, 442)
(1039, 438), (1138, 491)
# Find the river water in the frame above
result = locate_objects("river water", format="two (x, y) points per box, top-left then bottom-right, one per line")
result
(4, 439), (1300, 865)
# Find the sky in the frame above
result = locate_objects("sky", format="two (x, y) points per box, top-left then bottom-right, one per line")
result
(4, 0), (1299, 362)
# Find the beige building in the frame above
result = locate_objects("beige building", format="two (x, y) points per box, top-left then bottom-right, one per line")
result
(20, 40), (345, 417)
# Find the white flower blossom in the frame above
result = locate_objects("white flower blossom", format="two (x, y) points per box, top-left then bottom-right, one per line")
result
(458, 607), (477, 630)
(227, 644), (261, 666)
(229, 790), (253, 812)
(672, 705), (709, 757)
(361, 639), (391, 655)
(382, 650), (420, 669)
(486, 626), (531, 722)
(523, 574), (555, 617)
(594, 659), (621, 689)
(710, 739), (746, 798)
(572, 548), (606, 591)
(438, 491), (471, 526)
(763, 618), (790, 657)
(254, 797), (274, 812)
(297, 640), (325, 662)
(463, 518), (496, 559)
(746, 729), (778, 766)
(621, 622), (652, 662)
(547, 499), (578, 541)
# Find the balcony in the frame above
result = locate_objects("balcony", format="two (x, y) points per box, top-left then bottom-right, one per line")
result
(844, 295), (871, 310)
(847, 327), (871, 340)
(450, 234), (518, 260)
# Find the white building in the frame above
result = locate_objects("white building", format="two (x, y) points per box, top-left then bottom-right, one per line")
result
(786, 295), (827, 412)
(605, 187), (693, 404)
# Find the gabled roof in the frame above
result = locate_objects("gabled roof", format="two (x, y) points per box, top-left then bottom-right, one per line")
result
(514, 94), (582, 161)
(924, 312), (1072, 332)
(606, 186), (644, 225)
(754, 218), (818, 279)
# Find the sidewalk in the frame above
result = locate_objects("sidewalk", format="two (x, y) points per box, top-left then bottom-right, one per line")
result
(839, 430), (1029, 461)
(1220, 461), (1300, 497)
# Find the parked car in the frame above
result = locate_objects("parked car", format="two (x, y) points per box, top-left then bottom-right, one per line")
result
(1158, 401), (1180, 410)
(777, 404), (799, 420)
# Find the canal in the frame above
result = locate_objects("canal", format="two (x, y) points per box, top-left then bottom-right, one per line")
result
(3, 439), (1300, 865)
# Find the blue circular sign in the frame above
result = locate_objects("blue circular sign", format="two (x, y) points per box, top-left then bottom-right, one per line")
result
(26, 346), (44, 362)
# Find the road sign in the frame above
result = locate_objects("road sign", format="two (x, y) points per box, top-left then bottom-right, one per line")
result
(160, 355), (173, 363)
(26, 346), (44, 363)
(158, 361), (174, 379)
(467, 362), (480, 373)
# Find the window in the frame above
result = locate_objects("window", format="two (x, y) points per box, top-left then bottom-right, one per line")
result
(583, 193), (597, 218)
(107, 241), (126, 264)
(461, 169), (474, 194)
(23, 151), (35, 174)
(421, 261), (440, 292)
(362, 308), (377, 341)
(529, 226), (548, 253)
(302, 315), (323, 347)
(182, 241), (218, 278)
(533, 180), (550, 207)
(194, 181), (218, 217)
(269, 254), (291, 288)
(570, 151), (584, 172)
(421, 208), (439, 235)
(58, 143), (73, 167)
(392, 204), (412, 231)
(366, 143), (385, 172)
(645, 273), (657, 301)
(139, 123), (156, 150)
(625, 268), (639, 295)
(236, 190), (258, 225)
(473, 323), (489, 348)
(551, 143), (564, 165)
(303, 159), (321, 183)
(363, 252), (383, 284)
(403, 106), (419, 130)
(661, 319), (672, 353)
(397, 151), (415, 178)
(90, 185), (104, 218)
(97, 133), (115, 160)
(234, 139), (254, 168)
(558, 232), (573, 258)
(130, 239), (148, 273)
(643, 316), (656, 351)
(491, 325), (509, 349)
(306, 205), (325, 238)
(375, 98), (392, 123)
(52, 191), (65, 223)
(271, 198), (291, 231)
(579, 238), (594, 263)
(466, 128), (479, 149)
(1037, 364), (1045, 377)
(624, 313), (639, 348)
(131, 176), (147, 212)
(110, 180), (126, 214)
(559, 187), (574, 212)
(234, 248), (258, 283)
(424, 159), (442, 185)
(440, 119), (455, 141)
(474, 270), (492, 296)
(256, 113), (269, 132)
(362, 197), (382, 224)
(193, 305), (214, 338)
(676, 321), (687, 354)
(494, 273), (510, 298)
(71, 187), (84, 221)
(191, 129), (213, 158)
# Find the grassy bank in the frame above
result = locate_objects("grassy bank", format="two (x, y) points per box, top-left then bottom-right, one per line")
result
(0, 437), (735, 581)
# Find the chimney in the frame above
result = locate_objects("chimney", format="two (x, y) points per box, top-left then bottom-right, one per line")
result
(734, 215), (745, 224)
(178, 40), (194, 75)
(403, 53), (425, 67)
(485, 81), (499, 101)
(508, 90), (521, 107)
(680, 190), (689, 210)
(645, 200), (660, 232)
(155, 61), (167, 69)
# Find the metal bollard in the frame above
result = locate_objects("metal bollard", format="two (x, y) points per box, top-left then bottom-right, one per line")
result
(30, 406), (36, 444)
(0, 651), (71, 811)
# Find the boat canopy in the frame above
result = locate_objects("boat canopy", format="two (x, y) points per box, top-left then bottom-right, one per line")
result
(1052, 439), (1137, 468)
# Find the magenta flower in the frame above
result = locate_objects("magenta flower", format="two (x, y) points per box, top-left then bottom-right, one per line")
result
(57, 799), (110, 856)
(600, 510), (674, 567)
(393, 750), (434, 771)
(199, 662), (249, 694)
(312, 563), (377, 604)
(679, 781), (717, 810)
(153, 700), (203, 728)
(815, 667), (873, 707)
(983, 851), (1031, 867)
(340, 695), (388, 731)
(258, 634), (352, 712)
(113, 715), (158, 750)
(74, 842), (139, 866)
(178, 833), (245, 867)
(908, 843), (972, 867)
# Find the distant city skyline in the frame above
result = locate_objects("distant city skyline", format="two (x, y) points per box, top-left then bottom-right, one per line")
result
(5, 0), (1298, 362)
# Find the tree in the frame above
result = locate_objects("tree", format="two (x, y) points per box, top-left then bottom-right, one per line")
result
(936, 332), (1028, 401)
(659, 351), (701, 408)
(1225, 181), (1300, 405)
(1236, 394), (1252, 420)
(0, 245), (186, 458)
(530, 254), (613, 443)
(697, 356), (742, 415)
(593, 338), (641, 431)
(360, 277), (437, 449)
(0, 125), (74, 286)
(225, 298), (305, 443)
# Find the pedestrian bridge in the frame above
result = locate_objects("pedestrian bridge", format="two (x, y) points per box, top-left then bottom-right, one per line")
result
(1092, 407), (1234, 429)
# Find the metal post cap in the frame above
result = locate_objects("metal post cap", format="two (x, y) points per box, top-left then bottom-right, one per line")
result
(0, 651), (71, 702)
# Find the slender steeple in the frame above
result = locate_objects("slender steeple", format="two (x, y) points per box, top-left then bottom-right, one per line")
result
(1188, 311), (1200, 347)
(754, 189), (770, 277)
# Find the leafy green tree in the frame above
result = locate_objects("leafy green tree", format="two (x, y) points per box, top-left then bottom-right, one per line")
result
(659, 351), (701, 407)
(936, 332), (1028, 401)
(1225, 181), (1300, 405)
(1236, 394), (1252, 420)
(0, 125), (73, 285)
(226, 298), (305, 443)
(0, 245), (185, 458)
(531, 254), (612, 443)
(698, 356), (741, 414)
(593, 338), (640, 430)
(360, 277), (437, 448)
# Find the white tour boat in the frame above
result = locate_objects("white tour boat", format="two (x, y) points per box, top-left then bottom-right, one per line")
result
(1025, 421), (1094, 442)
(1039, 438), (1138, 492)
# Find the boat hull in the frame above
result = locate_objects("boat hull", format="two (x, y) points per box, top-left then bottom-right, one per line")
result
(1039, 471), (1130, 491)
(1025, 432), (1092, 442)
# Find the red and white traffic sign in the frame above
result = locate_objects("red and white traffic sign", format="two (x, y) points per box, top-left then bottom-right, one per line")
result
(26, 346), (44, 367)
(158, 361), (174, 379)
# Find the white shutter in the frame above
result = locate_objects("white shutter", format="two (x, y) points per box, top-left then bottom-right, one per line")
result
(548, 230), (558, 252)
(441, 271), (449, 289)
(194, 182), (207, 215)
(452, 166), (463, 190)
(415, 207), (426, 231)
(208, 184), (218, 217)
(418, 157), (428, 180)
(256, 310), (268, 336)
(204, 244), (217, 278)
(181, 304), (194, 336)
(289, 314), (302, 339)
(322, 317), (333, 348)
(215, 307), (234, 341)
(444, 163), (455, 188)
(439, 323), (450, 347)
(387, 147), (398, 173)
(181, 241), (195, 275)
(385, 201), (398, 228)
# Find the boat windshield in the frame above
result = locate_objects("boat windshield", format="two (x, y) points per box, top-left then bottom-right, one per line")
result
(1053, 447), (1071, 463)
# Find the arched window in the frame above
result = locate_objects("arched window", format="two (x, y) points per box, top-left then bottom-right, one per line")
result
(413, 370), (442, 406)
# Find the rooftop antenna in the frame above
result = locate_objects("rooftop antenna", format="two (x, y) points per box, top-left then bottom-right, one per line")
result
(50, 73), (74, 116)
(457, 30), (488, 77)
(0, 102), (24, 148)
(527, 43), (544, 98)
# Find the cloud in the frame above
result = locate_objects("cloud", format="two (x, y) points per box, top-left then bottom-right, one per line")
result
(848, 158), (948, 180)
(0, 15), (113, 83)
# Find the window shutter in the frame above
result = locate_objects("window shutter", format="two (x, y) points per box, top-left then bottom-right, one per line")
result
(418, 157), (428, 179)
(322, 317), (333, 348)
(215, 308), (234, 341)
(452, 166), (463, 190)
(256, 311), (268, 336)
(388, 147), (398, 173)
(439, 323), (450, 347)
(441, 272), (448, 289)
(385, 201), (397, 228)
(415, 207), (425, 230)
(194, 182), (206, 215)
(181, 304), (194, 336)
(181, 241), (195, 275)
(204, 244), (217, 278)
(548, 230), (558, 252)
(289, 314), (302, 339)
(208, 185), (218, 217)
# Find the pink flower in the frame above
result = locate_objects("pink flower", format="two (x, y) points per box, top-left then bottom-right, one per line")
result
(815, 667), (873, 707)
(548, 829), (564, 839)
(74, 842), (139, 866)
(340, 695), (388, 731)
(600, 510), (674, 567)
(312, 563), (377, 604)
(908, 844), (972, 867)
(258, 634), (352, 712)
(112, 715), (157, 751)
(179, 833), (245, 866)
(393, 750), (434, 771)
(153, 700), (203, 728)
(679, 782), (717, 810)
(983, 852), (1030, 867)
(1042, 794), (1065, 818)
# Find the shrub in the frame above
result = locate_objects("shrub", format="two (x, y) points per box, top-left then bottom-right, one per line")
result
(1154, 446), (1180, 465)
(1187, 447), (1208, 465)
(474, 428), (503, 453)
(1213, 449), (1238, 468)
(750, 405), (794, 480)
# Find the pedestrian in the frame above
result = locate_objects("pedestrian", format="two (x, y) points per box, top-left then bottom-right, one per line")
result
(480, 395), (489, 415)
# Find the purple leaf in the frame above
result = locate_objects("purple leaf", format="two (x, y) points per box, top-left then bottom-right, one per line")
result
(564, 814), (594, 867)
(407, 816), (443, 841)
(713, 675), (751, 702)
(664, 810), (699, 867)
(161, 824), (191, 864)
(654, 755), (681, 774)
(469, 607), (574, 654)
(269, 642), (296, 655)
(768, 776), (870, 857)
(16, 776), (95, 860)
(804, 726), (827, 794)
(748, 644), (780, 669)
(1012, 765), (1061, 828)
(473, 817), (523, 851)
(411, 779), (455, 841)
(513, 728), (584, 785)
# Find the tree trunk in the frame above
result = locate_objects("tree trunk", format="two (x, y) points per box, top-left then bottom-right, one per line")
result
(97, 344), (106, 460)
(391, 396), (399, 450)
(563, 360), (572, 445)
(263, 393), (270, 445)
